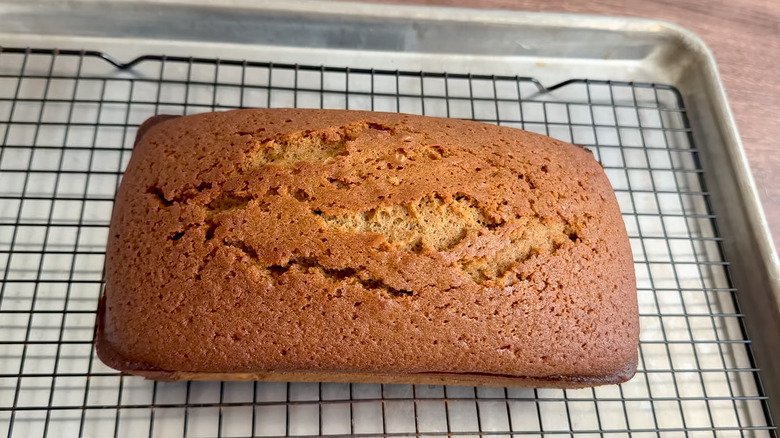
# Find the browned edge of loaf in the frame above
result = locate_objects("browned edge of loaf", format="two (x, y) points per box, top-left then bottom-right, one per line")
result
(96, 295), (636, 387)
(134, 114), (180, 148)
(97, 108), (638, 387)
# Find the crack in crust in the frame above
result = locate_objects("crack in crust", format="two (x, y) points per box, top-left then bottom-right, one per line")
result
(263, 256), (413, 298)
(455, 216), (578, 284)
(154, 183), (581, 287)
(242, 121), (394, 170)
(221, 240), (414, 298)
(321, 193), (501, 253)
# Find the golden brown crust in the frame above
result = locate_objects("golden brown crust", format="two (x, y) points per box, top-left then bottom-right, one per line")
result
(98, 109), (638, 387)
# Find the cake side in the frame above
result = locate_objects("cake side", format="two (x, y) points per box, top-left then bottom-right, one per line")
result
(98, 108), (638, 385)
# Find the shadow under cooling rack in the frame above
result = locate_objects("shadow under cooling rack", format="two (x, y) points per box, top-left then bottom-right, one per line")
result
(0, 48), (775, 438)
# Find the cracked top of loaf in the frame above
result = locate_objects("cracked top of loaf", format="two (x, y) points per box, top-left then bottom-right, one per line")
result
(97, 108), (638, 386)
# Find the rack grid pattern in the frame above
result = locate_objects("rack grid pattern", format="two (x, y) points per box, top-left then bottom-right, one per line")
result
(0, 47), (775, 437)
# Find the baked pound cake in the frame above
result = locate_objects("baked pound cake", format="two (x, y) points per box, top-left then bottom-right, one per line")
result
(96, 109), (638, 387)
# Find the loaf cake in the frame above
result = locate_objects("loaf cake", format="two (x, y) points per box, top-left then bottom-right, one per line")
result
(96, 108), (638, 387)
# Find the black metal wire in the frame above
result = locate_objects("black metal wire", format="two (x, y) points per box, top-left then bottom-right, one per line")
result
(660, 82), (774, 430)
(0, 46), (775, 438)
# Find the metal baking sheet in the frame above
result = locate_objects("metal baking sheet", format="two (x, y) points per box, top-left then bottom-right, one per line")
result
(0, 0), (777, 436)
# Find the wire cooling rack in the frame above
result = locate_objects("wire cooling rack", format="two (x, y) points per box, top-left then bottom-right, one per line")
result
(0, 47), (775, 438)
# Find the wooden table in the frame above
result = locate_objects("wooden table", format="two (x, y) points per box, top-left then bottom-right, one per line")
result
(363, 0), (780, 249)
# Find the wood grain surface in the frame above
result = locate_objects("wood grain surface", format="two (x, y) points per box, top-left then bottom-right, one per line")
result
(358, 0), (780, 249)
